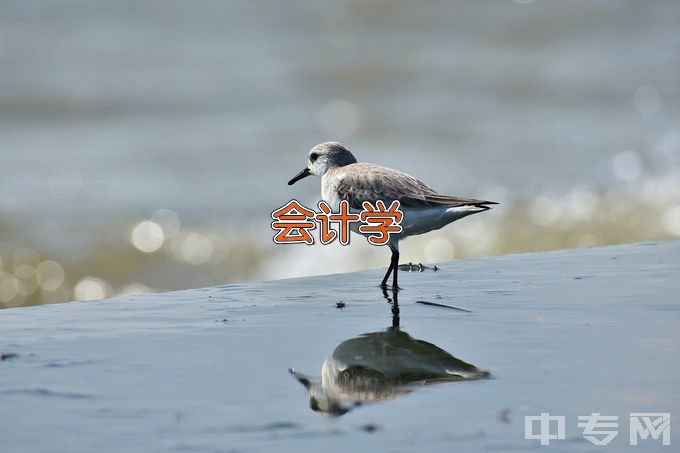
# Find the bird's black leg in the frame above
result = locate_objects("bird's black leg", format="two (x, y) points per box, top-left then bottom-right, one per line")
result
(380, 247), (400, 289)
(380, 259), (394, 288)
(391, 249), (400, 290)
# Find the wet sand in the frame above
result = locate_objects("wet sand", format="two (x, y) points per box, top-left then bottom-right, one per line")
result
(1, 241), (678, 451)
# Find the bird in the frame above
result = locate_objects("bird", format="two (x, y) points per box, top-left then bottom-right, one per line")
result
(287, 142), (497, 289)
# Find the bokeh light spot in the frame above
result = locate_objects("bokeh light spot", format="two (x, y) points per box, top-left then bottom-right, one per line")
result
(0, 276), (26, 306)
(150, 209), (181, 238)
(612, 150), (641, 182)
(14, 264), (35, 280)
(131, 220), (165, 253)
(118, 283), (152, 297)
(74, 277), (108, 301)
(13, 247), (40, 268)
(180, 233), (214, 265)
(530, 196), (562, 226)
(37, 260), (65, 291)
(661, 205), (680, 237)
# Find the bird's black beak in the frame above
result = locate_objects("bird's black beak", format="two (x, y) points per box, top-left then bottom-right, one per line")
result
(288, 368), (311, 389)
(287, 167), (311, 185)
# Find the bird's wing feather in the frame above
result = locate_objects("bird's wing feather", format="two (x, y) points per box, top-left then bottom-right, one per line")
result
(333, 163), (497, 210)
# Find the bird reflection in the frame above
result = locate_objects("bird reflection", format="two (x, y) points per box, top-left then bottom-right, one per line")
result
(289, 289), (490, 416)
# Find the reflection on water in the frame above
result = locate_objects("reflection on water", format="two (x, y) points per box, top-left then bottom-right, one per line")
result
(289, 290), (489, 416)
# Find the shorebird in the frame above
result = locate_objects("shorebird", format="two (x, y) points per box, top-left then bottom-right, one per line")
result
(287, 142), (496, 289)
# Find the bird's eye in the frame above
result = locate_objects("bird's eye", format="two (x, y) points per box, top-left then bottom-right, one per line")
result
(309, 153), (318, 162)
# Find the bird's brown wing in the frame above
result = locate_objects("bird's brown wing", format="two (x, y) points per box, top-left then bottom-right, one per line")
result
(333, 163), (497, 210)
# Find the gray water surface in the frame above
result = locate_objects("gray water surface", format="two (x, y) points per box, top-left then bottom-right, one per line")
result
(1, 242), (678, 451)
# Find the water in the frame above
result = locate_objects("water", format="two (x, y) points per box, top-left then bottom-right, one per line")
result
(1, 242), (678, 451)
(1, 0), (680, 307)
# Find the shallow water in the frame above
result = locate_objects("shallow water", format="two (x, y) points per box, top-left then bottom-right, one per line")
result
(1, 242), (678, 451)
(1, 0), (680, 307)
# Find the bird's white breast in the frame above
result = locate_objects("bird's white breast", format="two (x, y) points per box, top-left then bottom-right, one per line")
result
(321, 172), (343, 211)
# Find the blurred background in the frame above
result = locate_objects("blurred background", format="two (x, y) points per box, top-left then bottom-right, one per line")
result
(1, 0), (679, 308)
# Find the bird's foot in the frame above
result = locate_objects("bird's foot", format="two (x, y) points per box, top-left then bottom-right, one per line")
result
(378, 283), (401, 292)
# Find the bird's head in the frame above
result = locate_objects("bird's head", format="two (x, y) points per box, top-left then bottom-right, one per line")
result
(287, 142), (357, 185)
(288, 368), (355, 416)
